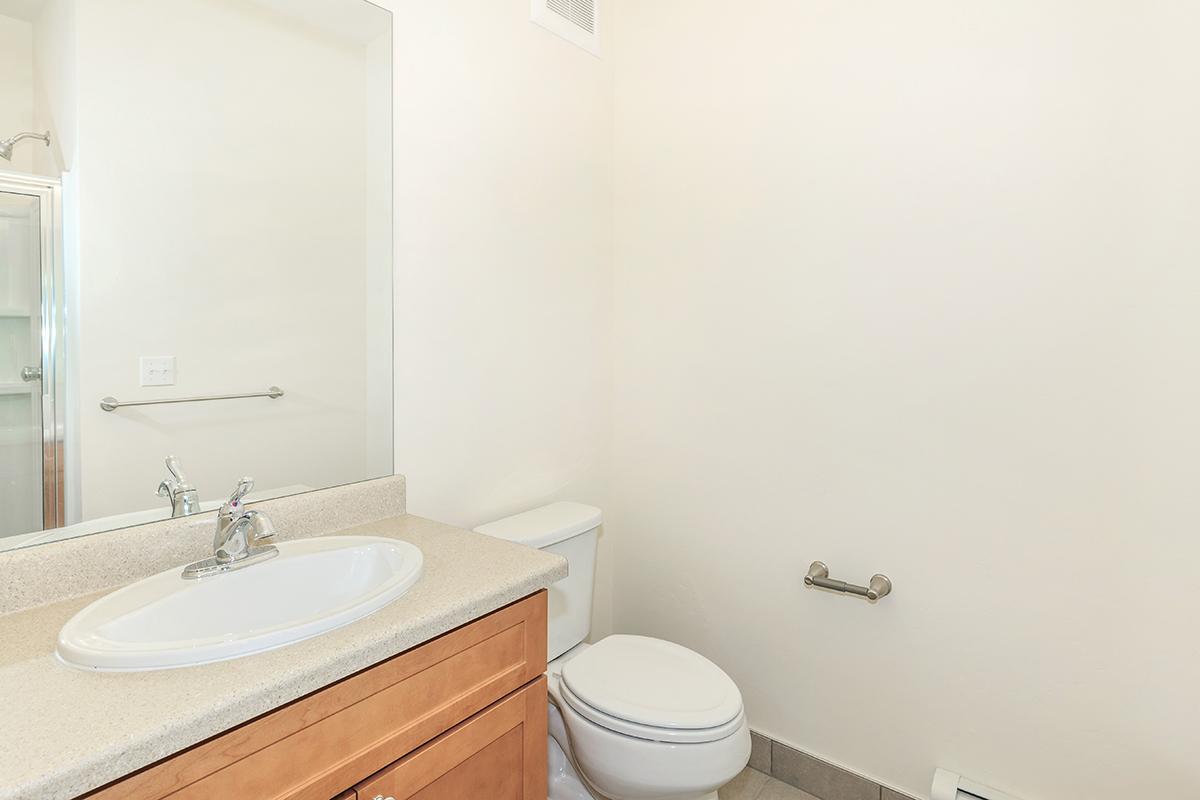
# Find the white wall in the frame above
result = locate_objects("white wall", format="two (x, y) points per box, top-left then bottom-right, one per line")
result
(70, 0), (392, 519)
(0, 13), (35, 173)
(31, 0), (76, 177)
(385, 0), (615, 634)
(611, 2), (1200, 799)
(0, 0), (74, 178)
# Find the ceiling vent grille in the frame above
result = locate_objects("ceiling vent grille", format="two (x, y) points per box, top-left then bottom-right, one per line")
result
(548, 0), (594, 34)
(532, 0), (600, 56)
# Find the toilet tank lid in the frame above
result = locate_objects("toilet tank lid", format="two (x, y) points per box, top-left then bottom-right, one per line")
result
(473, 502), (602, 549)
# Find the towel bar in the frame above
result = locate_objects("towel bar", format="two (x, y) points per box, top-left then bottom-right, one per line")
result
(100, 386), (284, 412)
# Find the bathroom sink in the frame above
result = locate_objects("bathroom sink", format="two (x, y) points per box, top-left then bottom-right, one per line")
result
(56, 535), (423, 671)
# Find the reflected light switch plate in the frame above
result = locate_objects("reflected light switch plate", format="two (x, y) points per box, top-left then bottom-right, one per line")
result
(140, 356), (176, 387)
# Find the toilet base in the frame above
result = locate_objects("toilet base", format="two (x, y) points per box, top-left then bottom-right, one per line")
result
(549, 731), (593, 800)
(549, 733), (718, 800)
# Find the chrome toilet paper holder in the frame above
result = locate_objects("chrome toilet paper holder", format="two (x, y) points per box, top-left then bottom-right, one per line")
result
(804, 561), (892, 602)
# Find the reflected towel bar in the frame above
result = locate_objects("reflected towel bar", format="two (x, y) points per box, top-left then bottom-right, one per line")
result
(100, 386), (284, 412)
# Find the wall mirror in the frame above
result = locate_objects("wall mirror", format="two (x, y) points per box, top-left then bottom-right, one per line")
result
(0, 0), (393, 551)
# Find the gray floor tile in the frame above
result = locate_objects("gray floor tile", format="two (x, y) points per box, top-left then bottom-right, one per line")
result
(881, 789), (918, 800)
(771, 742), (880, 800)
(720, 767), (770, 800)
(757, 775), (823, 800)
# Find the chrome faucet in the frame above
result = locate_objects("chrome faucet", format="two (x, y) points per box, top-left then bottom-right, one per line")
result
(156, 455), (200, 518)
(182, 477), (278, 579)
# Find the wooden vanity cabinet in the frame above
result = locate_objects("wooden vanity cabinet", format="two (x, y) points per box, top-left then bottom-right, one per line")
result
(83, 592), (548, 800)
(350, 678), (546, 800)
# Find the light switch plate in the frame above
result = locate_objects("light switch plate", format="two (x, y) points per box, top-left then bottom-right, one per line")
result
(139, 356), (176, 387)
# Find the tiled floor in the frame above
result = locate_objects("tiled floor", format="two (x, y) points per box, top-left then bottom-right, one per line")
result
(720, 767), (821, 800)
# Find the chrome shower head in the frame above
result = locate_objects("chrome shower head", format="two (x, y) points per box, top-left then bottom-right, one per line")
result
(0, 131), (51, 161)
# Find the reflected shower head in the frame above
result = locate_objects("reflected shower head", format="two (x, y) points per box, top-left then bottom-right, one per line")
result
(0, 131), (51, 161)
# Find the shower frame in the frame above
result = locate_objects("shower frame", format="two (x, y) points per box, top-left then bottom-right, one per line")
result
(0, 170), (66, 531)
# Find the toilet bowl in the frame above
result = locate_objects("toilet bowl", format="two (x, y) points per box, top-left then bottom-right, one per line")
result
(476, 504), (751, 800)
(547, 639), (751, 800)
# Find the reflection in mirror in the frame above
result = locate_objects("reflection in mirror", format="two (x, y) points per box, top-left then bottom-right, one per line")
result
(0, 0), (393, 551)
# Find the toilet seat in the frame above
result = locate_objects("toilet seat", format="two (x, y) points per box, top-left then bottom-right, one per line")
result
(559, 635), (745, 745)
(559, 679), (746, 744)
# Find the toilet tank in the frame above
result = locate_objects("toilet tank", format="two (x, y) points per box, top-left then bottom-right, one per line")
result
(474, 502), (602, 661)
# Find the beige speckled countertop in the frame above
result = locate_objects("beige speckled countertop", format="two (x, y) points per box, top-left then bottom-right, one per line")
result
(0, 513), (567, 800)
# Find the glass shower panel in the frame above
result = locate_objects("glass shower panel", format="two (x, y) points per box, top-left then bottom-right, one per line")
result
(0, 191), (43, 538)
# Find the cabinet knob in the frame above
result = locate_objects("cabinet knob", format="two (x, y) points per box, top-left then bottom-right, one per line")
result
(373, 795), (396, 800)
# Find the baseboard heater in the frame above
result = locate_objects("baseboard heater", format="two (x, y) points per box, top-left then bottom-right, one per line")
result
(932, 768), (1024, 800)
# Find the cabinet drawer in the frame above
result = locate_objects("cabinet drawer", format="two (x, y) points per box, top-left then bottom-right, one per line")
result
(353, 677), (547, 800)
(85, 592), (547, 800)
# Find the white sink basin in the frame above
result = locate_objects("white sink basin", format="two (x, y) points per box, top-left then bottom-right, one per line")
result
(56, 535), (423, 671)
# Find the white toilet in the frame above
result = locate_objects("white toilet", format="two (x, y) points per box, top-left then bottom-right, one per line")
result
(476, 503), (751, 800)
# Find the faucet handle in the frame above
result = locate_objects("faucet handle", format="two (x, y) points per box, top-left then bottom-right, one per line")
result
(165, 455), (191, 486)
(158, 455), (192, 499)
(224, 477), (255, 511)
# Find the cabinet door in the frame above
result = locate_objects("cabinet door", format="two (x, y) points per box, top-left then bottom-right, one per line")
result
(356, 677), (547, 800)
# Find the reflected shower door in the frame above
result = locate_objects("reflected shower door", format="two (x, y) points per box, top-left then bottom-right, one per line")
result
(0, 176), (61, 541)
(0, 190), (43, 536)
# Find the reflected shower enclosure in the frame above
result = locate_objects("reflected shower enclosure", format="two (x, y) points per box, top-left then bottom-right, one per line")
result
(0, 173), (64, 538)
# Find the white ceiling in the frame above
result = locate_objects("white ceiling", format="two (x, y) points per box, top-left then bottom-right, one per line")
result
(0, 0), (388, 43)
(0, 0), (44, 23)
(249, 0), (390, 45)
